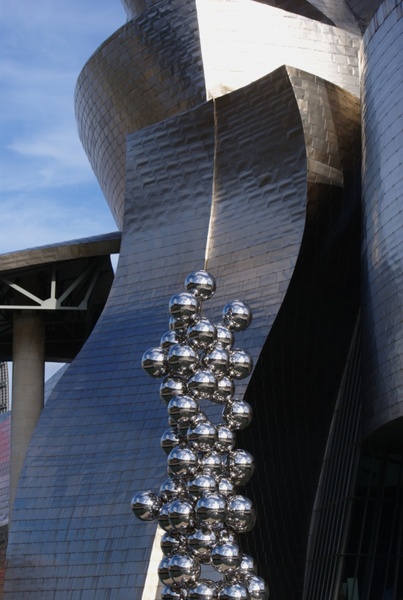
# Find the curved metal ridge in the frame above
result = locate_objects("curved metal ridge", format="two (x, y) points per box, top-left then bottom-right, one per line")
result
(75, 0), (361, 228)
(75, 0), (206, 227)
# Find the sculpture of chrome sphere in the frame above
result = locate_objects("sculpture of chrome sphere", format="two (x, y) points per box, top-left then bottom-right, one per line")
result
(169, 498), (196, 531)
(196, 492), (227, 528)
(215, 425), (236, 452)
(158, 501), (176, 532)
(185, 270), (216, 300)
(188, 579), (219, 600)
(218, 582), (250, 600)
(200, 450), (225, 477)
(161, 330), (181, 350)
(159, 477), (187, 502)
(228, 450), (255, 486)
(223, 400), (253, 431)
(187, 370), (218, 400)
(133, 271), (268, 598)
(215, 325), (235, 349)
(161, 585), (187, 600)
(169, 316), (189, 336)
(187, 473), (218, 500)
(244, 575), (269, 600)
(211, 541), (243, 573)
(217, 476), (237, 498)
(226, 495), (256, 533)
(212, 376), (235, 404)
(238, 554), (257, 577)
(222, 301), (252, 332)
(228, 349), (253, 379)
(168, 344), (198, 375)
(161, 531), (187, 557)
(187, 527), (217, 563)
(142, 347), (168, 378)
(160, 377), (187, 404)
(168, 395), (200, 429)
(160, 428), (182, 455)
(168, 552), (201, 586)
(203, 346), (230, 377)
(187, 317), (217, 349)
(168, 446), (198, 479)
(169, 292), (200, 322)
(158, 556), (176, 587)
(131, 490), (161, 521)
(217, 528), (238, 544)
(187, 420), (218, 452)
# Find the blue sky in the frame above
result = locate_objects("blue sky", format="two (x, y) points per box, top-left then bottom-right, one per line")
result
(0, 0), (125, 255)
(1, 1), (125, 384)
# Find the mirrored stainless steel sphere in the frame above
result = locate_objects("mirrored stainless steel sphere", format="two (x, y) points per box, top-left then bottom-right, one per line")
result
(228, 349), (253, 379)
(169, 292), (200, 321)
(217, 528), (238, 544)
(168, 344), (198, 375)
(203, 346), (230, 377)
(212, 376), (235, 404)
(244, 575), (269, 600)
(161, 531), (187, 557)
(211, 541), (243, 573)
(131, 490), (161, 521)
(226, 495), (256, 533)
(168, 395), (200, 429)
(187, 370), (218, 400)
(187, 473), (218, 500)
(158, 501), (176, 532)
(169, 316), (189, 336)
(187, 420), (218, 452)
(217, 476), (237, 498)
(223, 400), (253, 431)
(169, 498), (196, 531)
(215, 425), (236, 452)
(188, 579), (219, 600)
(160, 377), (187, 404)
(200, 450), (225, 477)
(215, 325), (235, 349)
(196, 492), (227, 528)
(187, 527), (217, 563)
(185, 270), (216, 300)
(159, 477), (187, 502)
(161, 428), (182, 455)
(168, 552), (201, 586)
(161, 585), (187, 600)
(161, 330), (181, 350)
(187, 317), (217, 349)
(168, 446), (198, 479)
(238, 554), (257, 576)
(158, 556), (176, 587)
(218, 582), (250, 600)
(228, 450), (255, 486)
(222, 301), (252, 332)
(141, 347), (168, 378)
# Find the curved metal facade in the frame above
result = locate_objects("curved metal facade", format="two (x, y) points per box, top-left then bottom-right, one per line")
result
(361, 0), (403, 441)
(3, 0), (403, 598)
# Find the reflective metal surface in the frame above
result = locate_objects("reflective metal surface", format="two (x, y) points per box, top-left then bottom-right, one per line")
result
(4, 0), (384, 593)
(360, 0), (403, 441)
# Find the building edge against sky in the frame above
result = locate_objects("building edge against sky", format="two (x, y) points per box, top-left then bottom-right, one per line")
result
(0, 1), (402, 598)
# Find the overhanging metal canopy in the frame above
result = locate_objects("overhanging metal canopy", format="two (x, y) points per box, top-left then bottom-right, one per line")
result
(0, 232), (121, 362)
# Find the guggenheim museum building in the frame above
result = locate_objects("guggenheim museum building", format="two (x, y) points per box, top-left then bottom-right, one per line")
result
(0, 0), (402, 598)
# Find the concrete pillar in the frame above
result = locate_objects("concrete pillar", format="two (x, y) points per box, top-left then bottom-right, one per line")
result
(10, 311), (45, 513)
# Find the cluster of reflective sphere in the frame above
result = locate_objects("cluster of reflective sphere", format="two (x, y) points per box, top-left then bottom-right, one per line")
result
(132, 271), (269, 599)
